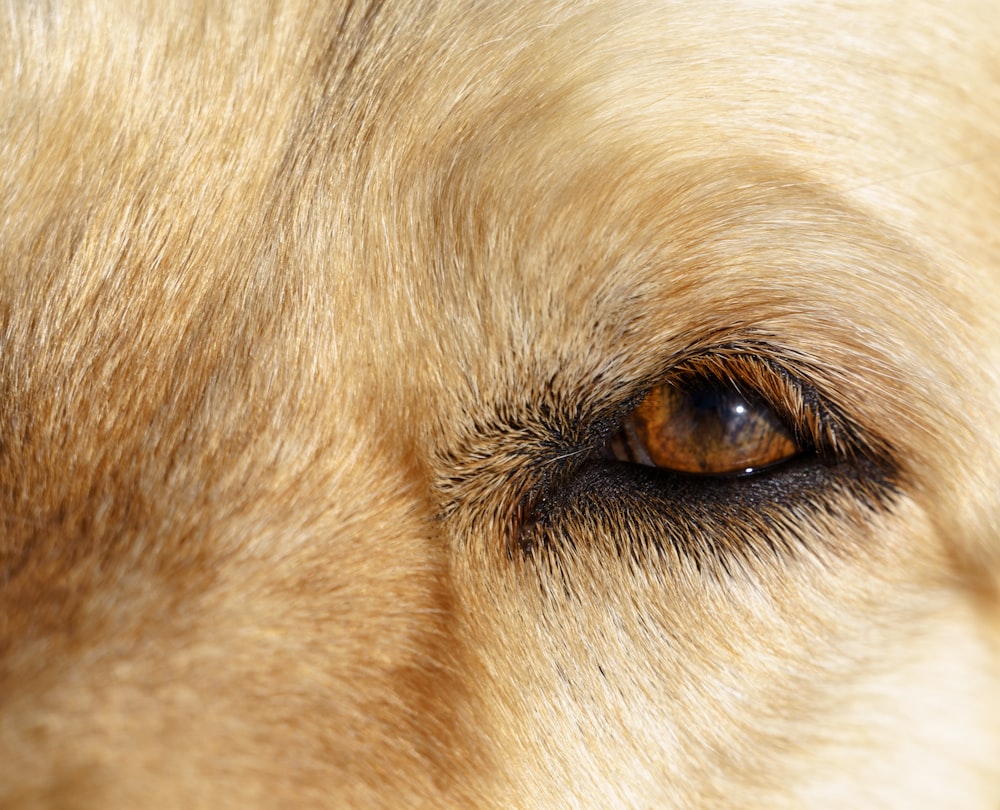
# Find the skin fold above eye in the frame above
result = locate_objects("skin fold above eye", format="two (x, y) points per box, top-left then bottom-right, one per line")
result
(603, 380), (801, 476)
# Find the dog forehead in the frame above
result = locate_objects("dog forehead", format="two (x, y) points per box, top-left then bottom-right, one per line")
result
(4, 0), (999, 515)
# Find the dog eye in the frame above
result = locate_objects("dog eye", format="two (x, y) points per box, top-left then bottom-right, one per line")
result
(602, 380), (801, 476)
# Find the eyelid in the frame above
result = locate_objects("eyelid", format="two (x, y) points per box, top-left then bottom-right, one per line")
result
(512, 348), (898, 560)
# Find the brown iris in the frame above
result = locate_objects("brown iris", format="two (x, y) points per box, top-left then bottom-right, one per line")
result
(605, 380), (800, 476)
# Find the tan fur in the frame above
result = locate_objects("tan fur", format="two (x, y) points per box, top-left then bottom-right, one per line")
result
(2, 1), (1000, 807)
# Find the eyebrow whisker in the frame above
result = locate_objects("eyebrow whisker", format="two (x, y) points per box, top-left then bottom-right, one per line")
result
(542, 447), (592, 466)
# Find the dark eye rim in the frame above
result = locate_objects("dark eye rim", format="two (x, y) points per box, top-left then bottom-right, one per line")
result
(516, 452), (898, 563)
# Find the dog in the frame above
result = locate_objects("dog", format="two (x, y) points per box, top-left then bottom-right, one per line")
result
(2, 1), (999, 806)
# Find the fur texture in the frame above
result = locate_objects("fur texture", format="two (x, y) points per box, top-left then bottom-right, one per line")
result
(2, 1), (1000, 807)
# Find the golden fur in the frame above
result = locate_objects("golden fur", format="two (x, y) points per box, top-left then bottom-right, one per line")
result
(2, 1), (1000, 806)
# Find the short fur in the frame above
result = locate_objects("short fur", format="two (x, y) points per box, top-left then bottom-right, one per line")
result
(2, 1), (999, 807)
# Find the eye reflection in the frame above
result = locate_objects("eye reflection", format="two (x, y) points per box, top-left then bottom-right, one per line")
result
(604, 380), (801, 476)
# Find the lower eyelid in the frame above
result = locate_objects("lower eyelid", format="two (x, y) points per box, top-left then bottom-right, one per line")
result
(518, 452), (896, 563)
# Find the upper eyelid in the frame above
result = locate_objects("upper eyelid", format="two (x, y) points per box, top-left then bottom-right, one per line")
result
(585, 345), (889, 468)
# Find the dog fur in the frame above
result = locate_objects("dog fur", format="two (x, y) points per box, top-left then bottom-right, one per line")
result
(2, 1), (1000, 807)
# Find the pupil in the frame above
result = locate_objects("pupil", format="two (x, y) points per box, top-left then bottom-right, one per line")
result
(689, 385), (750, 422)
(689, 387), (724, 413)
